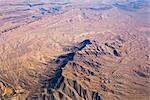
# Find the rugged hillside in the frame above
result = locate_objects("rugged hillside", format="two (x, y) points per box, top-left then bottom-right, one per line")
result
(2, 32), (147, 100)
(0, 33), (150, 100)
(26, 33), (150, 100)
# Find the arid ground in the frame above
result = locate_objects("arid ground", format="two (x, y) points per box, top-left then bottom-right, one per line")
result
(0, 0), (150, 100)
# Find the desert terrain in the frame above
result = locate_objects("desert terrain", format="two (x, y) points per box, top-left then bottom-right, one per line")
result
(0, 0), (150, 100)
